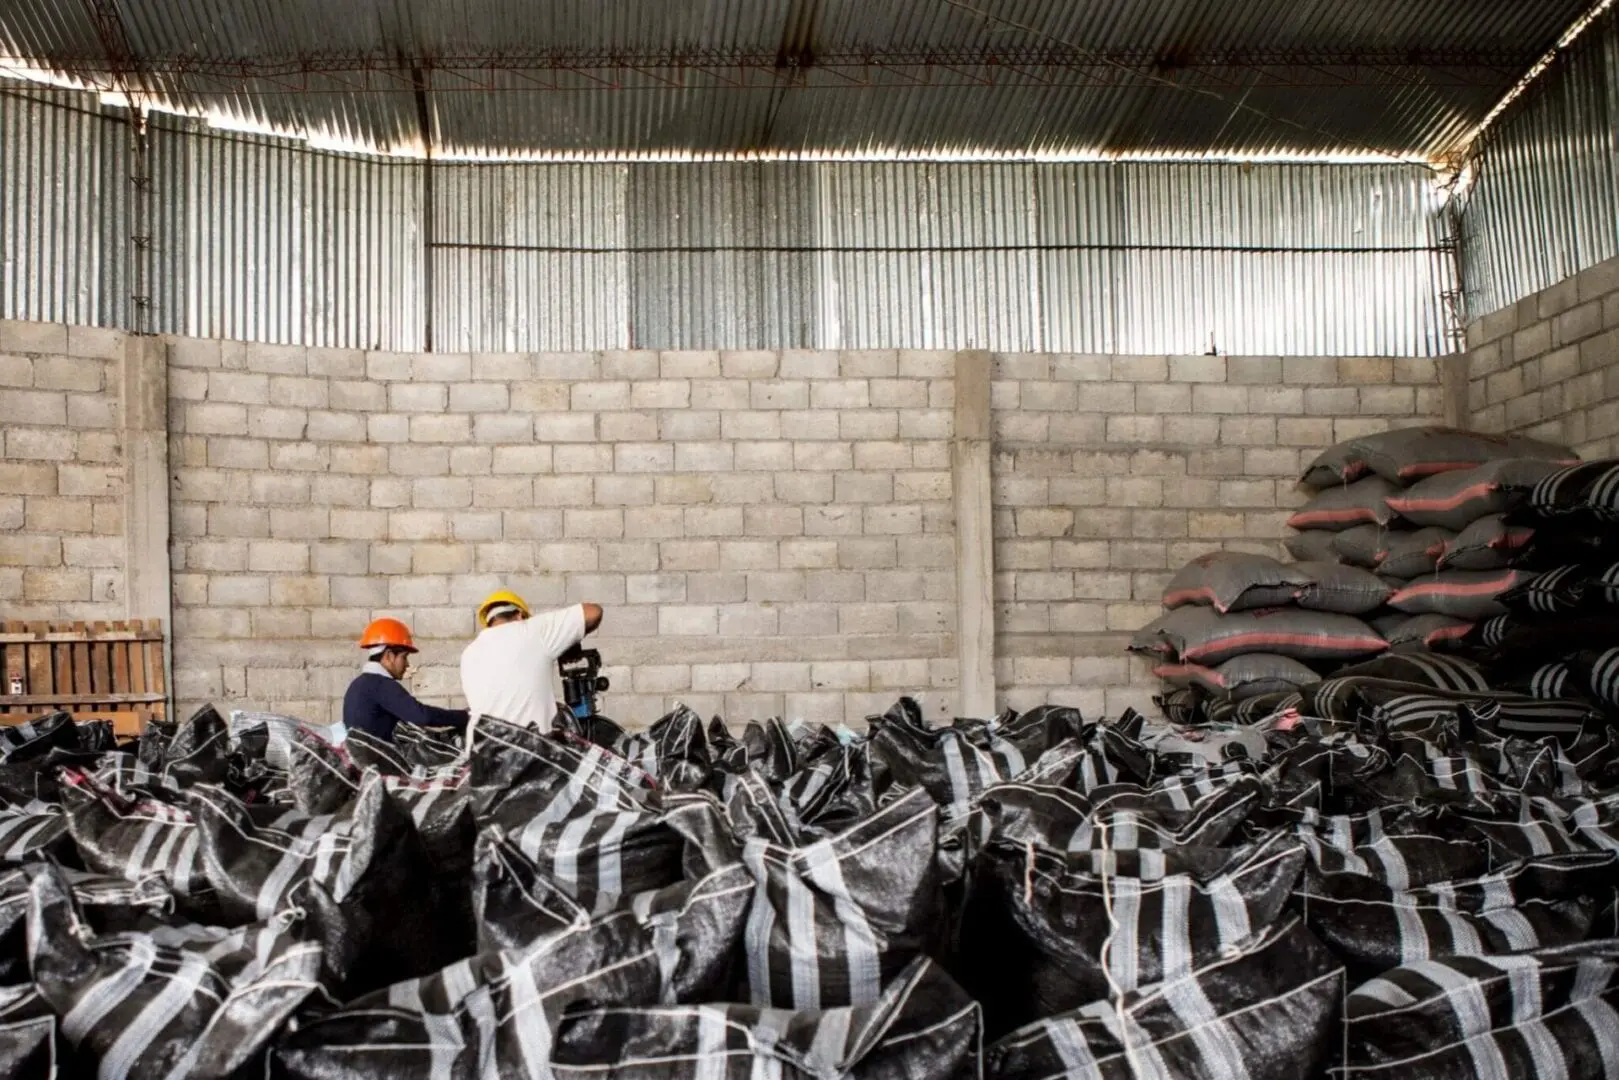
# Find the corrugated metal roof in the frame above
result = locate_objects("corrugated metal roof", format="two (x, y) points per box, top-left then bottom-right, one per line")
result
(0, 0), (1594, 160)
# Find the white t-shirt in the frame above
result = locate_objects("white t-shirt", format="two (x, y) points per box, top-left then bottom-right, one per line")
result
(459, 604), (588, 739)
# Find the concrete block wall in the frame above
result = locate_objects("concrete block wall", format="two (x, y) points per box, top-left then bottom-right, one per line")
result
(988, 353), (1444, 717)
(165, 343), (960, 726)
(1465, 254), (1619, 459)
(0, 321), (128, 620)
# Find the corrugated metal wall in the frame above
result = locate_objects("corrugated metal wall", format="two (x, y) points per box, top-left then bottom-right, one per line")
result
(2, 81), (1457, 355)
(1456, 11), (1619, 322)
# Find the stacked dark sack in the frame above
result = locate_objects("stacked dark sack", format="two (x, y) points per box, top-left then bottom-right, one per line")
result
(1284, 425), (1580, 654)
(2, 696), (1619, 1078)
(1131, 550), (1394, 713)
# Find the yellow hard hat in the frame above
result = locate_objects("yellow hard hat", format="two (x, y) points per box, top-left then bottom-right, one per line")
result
(477, 589), (531, 628)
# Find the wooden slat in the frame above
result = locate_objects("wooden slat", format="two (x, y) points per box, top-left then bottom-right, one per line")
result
(72, 635), (90, 700)
(53, 639), (72, 699)
(2, 621), (23, 696)
(0, 631), (165, 644)
(0, 693), (166, 706)
(89, 621), (108, 698)
(112, 636), (131, 701)
(25, 621), (50, 699)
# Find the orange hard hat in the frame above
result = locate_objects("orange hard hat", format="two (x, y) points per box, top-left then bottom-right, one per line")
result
(358, 617), (417, 653)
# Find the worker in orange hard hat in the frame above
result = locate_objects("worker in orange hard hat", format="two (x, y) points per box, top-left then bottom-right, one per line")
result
(460, 589), (603, 738)
(342, 617), (469, 741)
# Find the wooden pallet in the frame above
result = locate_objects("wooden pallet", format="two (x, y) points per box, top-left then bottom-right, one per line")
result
(0, 619), (166, 738)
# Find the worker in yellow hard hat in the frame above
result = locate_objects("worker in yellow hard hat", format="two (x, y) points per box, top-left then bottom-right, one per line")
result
(342, 618), (469, 741)
(460, 590), (603, 735)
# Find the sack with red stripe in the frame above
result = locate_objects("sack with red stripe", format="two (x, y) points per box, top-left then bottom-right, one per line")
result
(1153, 606), (1387, 666)
(1301, 426), (1577, 488)
(1287, 477), (1399, 532)
(1385, 458), (1562, 530)
(1376, 527), (1454, 579)
(1161, 552), (1314, 613)
(1291, 561), (1392, 615)
(1330, 523), (1391, 569)
(1154, 654), (1320, 701)
(1379, 614), (1474, 653)
(1389, 569), (1537, 621)
(1437, 513), (1535, 571)
(1284, 529), (1339, 563)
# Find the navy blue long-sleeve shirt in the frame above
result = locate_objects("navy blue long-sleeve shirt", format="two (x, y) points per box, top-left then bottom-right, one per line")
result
(342, 671), (469, 742)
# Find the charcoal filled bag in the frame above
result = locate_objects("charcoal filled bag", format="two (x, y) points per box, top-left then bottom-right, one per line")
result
(0, 983), (54, 1077)
(1343, 941), (1619, 1079)
(1279, 804), (1490, 888)
(1501, 659), (1578, 701)
(1304, 676), (1598, 745)
(0, 798), (72, 863)
(190, 774), (465, 997)
(272, 911), (674, 1079)
(1292, 561), (1393, 614)
(1286, 476), (1401, 531)
(1302, 426), (1576, 487)
(956, 802), (1302, 1039)
(1296, 853), (1610, 982)
(61, 769), (219, 919)
(1333, 652), (1490, 693)
(22, 861), (322, 1079)
(707, 716), (799, 783)
(1522, 457), (1619, 520)
(391, 722), (463, 770)
(1388, 569), (1536, 620)
(737, 786), (944, 1010)
(865, 698), (1071, 814)
(1151, 605), (1387, 666)
(1379, 614), (1474, 653)
(1128, 610), (1180, 657)
(0, 711), (81, 763)
(1284, 529), (1339, 562)
(1153, 654), (1319, 700)
(775, 738), (879, 838)
(1499, 564), (1590, 616)
(1377, 527), (1455, 579)
(984, 918), (1343, 1080)
(1385, 457), (1562, 530)
(344, 728), (412, 776)
(1469, 613), (1619, 661)
(469, 716), (654, 826)
(156, 705), (234, 791)
(550, 956), (981, 1080)
(0, 864), (170, 985)
(1160, 551), (1314, 612)
(285, 726), (360, 816)
(1331, 522), (1392, 568)
(614, 705), (712, 792)
(1439, 513), (1536, 571)
(1575, 646), (1619, 709)
(474, 826), (753, 1001)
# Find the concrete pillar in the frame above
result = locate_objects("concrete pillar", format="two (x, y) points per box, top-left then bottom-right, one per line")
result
(1440, 352), (1470, 429)
(122, 337), (171, 628)
(952, 349), (995, 719)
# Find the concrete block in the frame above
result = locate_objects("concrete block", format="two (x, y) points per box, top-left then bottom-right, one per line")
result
(1359, 386), (1416, 415)
(207, 371), (270, 405)
(685, 506), (745, 537)
(1225, 356), (1282, 384)
(1189, 385), (1248, 414)
(445, 382), (509, 413)
(572, 382), (631, 411)
(1245, 387), (1306, 415)
(869, 378), (928, 408)
(1102, 355), (1163, 382)
(659, 606), (719, 636)
(23, 497), (90, 534)
(325, 379), (383, 412)
(674, 442), (734, 472)
(794, 442), (854, 471)
(611, 443), (676, 472)
(249, 473), (312, 506)
(852, 440), (911, 470)
(1104, 477), (1164, 508)
(562, 508), (623, 539)
(594, 411), (656, 442)
(687, 379), (748, 411)
(895, 471), (951, 502)
(897, 351), (952, 378)
(1337, 357), (1395, 384)
(1217, 416), (1275, 446)
(1105, 415), (1163, 442)
(798, 504), (860, 537)
(32, 355), (103, 392)
(0, 388), (64, 427)
(1394, 356), (1439, 385)
(554, 444), (614, 473)
(898, 409), (952, 440)
(746, 570), (805, 602)
(269, 376), (328, 409)
(811, 661), (870, 691)
(716, 410), (780, 441)
(1303, 388), (1359, 416)
(387, 383), (447, 412)
(840, 350), (898, 377)
(1514, 321), (1552, 361)
(302, 411), (363, 443)
(659, 352), (720, 379)
(247, 406), (309, 441)
(269, 443), (330, 472)
(411, 417), (472, 446)
(750, 380), (809, 410)
(719, 540), (780, 571)
(841, 409), (906, 440)
(56, 464), (119, 498)
(0, 354), (32, 387)
(1134, 384), (1192, 414)
(209, 574), (270, 606)
(1537, 276), (1583, 319)
(304, 348), (365, 378)
(1167, 355), (1225, 383)
(774, 472), (834, 503)
(270, 575), (331, 606)
(811, 380), (870, 409)
(1016, 381), (1078, 412)
(533, 353), (600, 380)
(1280, 357), (1337, 386)
(745, 506), (805, 537)
(446, 446), (492, 476)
